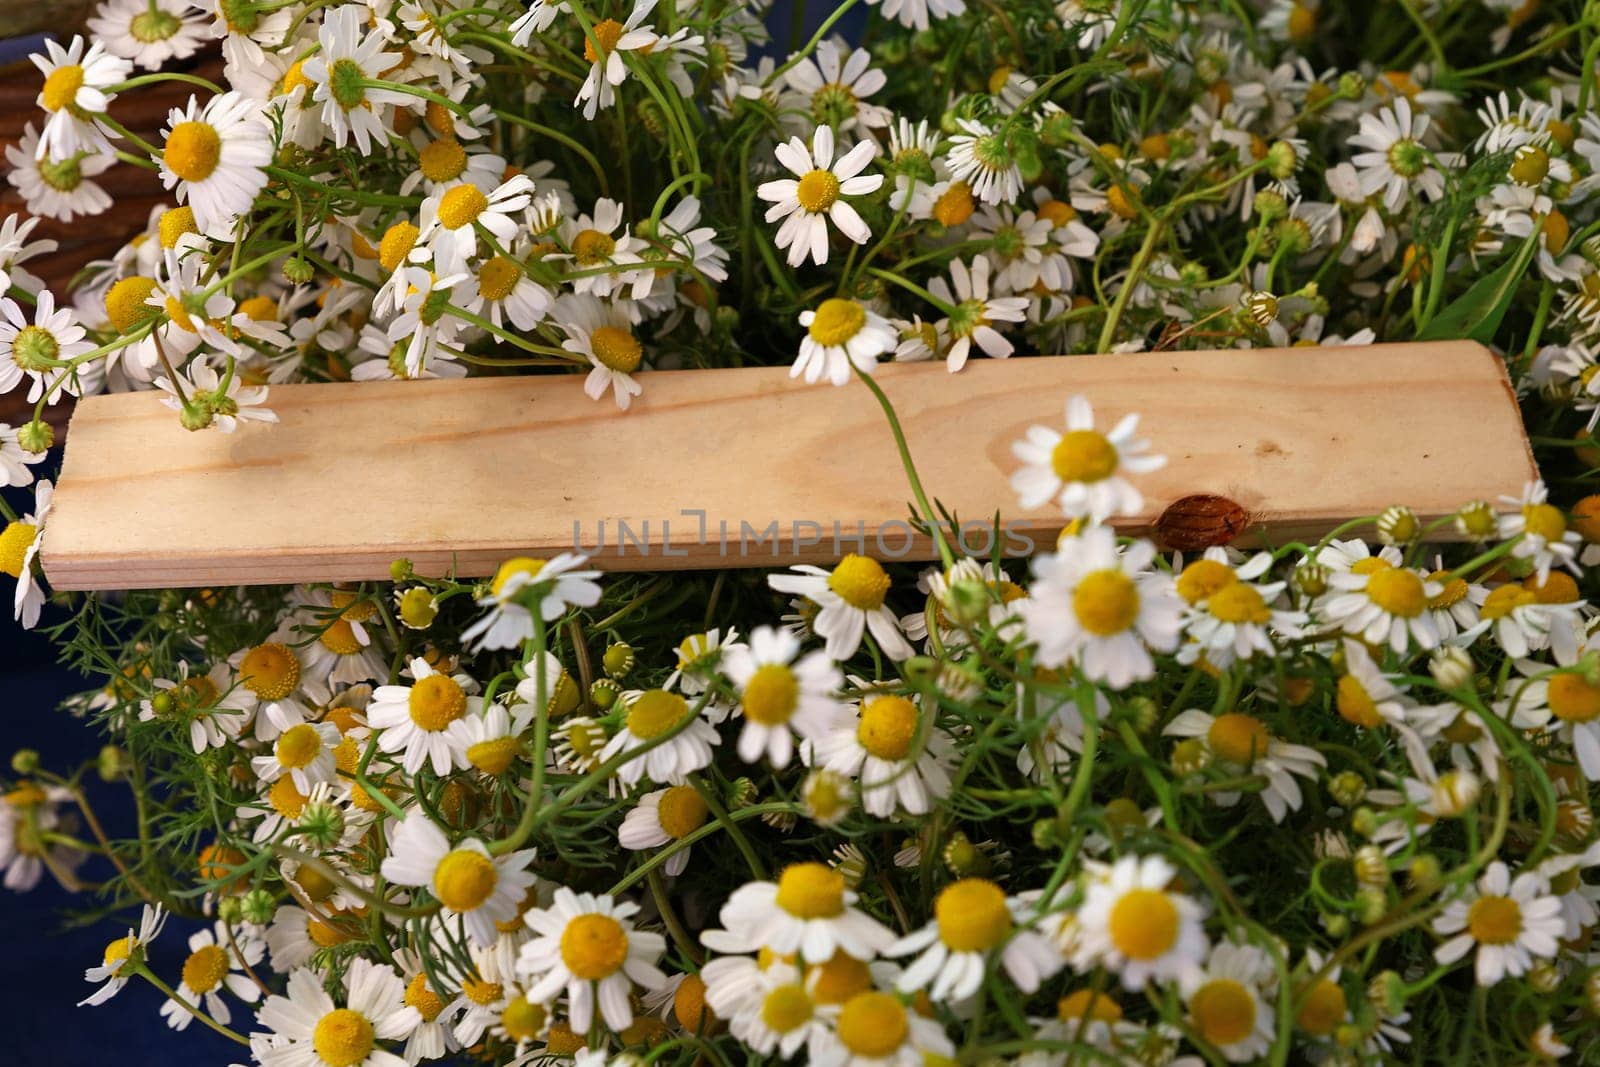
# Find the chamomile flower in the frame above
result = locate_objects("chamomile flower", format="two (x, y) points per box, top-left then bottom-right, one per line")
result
(809, 693), (954, 816)
(158, 92), (273, 234)
(366, 657), (482, 775)
(1432, 861), (1563, 986)
(417, 174), (537, 275)
(928, 256), (1028, 372)
(888, 879), (1062, 1000)
(781, 41), (891, 132)
(874, 0), (968, 30)
(946, 118), (1022, 206)
(0, 781), (83, 892)
(811, 989), (956, 1066)
(87, 0), (208, 70)
(0, 290), (94, 402)
(159, 924), (263, 1031)
(30, 36), (130, 163)
(255, 959), (421, 1067)
(251, 719), (342, 793)
(758, 125), (883, 268)
(81, 904), (166, 1006)
(517, 888), (668, 1035)
(714, 862), (897, 962)
(2, 476), (50, 628)
(4, 125), (113, 222)
(1163, 708), (1326, 822)
(1011, 395), (1166, 521)
(458, 700), (534, 776)
(303, 5), (414, 156)
(618, 785), (710, 875)
(1349, 97), (1449, 213)
(392, 952), (460, 1064)
(723, 625), (844, 766)
(1019, 524), (1184, 688)
(1504, 655), (1600, 781)
(462, 554), (603, 651)
(707, 960), (831, 1058)
(573, 0), (660, 119)
(1180, 941), (1276, 1063)
(155, 357), (280, 432)
(1072, 855), (1208, 990)
(1321, 559), (1445, 653)
(599, 688), (720, 786)
(768, 555), (915, 662)
(793, 299), (897, 386)
(557, 294), (647, 410)
(454, 252), (552, 331)
(380, 810), (538, 948)
(1498, 481), (1581, 582)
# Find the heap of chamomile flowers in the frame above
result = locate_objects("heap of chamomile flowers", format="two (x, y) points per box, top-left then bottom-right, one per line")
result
(9, 0), (1600, 1064)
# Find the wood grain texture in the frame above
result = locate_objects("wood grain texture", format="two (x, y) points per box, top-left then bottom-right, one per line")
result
(41, 341), (1537, 590)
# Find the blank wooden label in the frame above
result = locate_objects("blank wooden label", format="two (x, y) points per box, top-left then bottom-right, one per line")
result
(41, 342), (1537, 590)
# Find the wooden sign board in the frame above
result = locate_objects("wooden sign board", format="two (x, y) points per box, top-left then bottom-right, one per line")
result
(41, 342), (1536, 591)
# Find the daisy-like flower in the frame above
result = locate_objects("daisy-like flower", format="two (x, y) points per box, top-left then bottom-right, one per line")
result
(874, 0), (968, 30)
(250, 719), (342, 793)
(87, 0), (209, 70)
(887, 878), (1062, 1001)
(0, 423), (40, 487)
(1320, 557), (1444, 653)
(138, 661), (253, 753)
(1180, 941), (1276, 1063)
(945, 118), (1022, 206)
(517, 888), (668, 1035)
(1072, 855), (1208, 991)
(555, 294), (647, 410)
(158, 923), (263, 1031)
(1505, 653), (1600, 781)
(391, 951), (459, 1065)
(255, 959), (422, 1067)
(618, 784), (711, 875)
(757, 126), (883, 268)
(1019, 525), (1184, 688)
(722, 625), (843, 766)
(1180, 554), (1306, 665)
(418, 174), (536, 275)
(809, 693), (954, 816)
(714, 862), (897, 962)
(769, 554), (914, 662)
(0, 290), (94, 402)
(366, 657), (482, 775)
(704, 959), (831, 1058)
(4, 125), (113, 222)
(156, 358), (280, 432)
(81, 905), (166, 1006)
(1163, 708), (1326, 822)
(302, 5), (414, 156)
(811, 989), (956, 1066)
(1432, 861), (1563, 986)
(1348, 97), (1449, 213)
(453, 250), (552, 331)
(1498, 481), (1581, 582)
(3, 479), (52, 629)
(380, 810), (538, 948)
(157, 92), (273, 234)
(793, 298), (897, 386)
(928, 257), (1028, 372)
(781, 40), (891, 132)
(457, 700), (534, 776)
(30, 36), (130, 163)
(1011, 395), (1166, 521)
(574, 0), (661, 120)
(0, 781), (84, 892)
(599, 688), (720, 786)
(462, 554), (603, 651)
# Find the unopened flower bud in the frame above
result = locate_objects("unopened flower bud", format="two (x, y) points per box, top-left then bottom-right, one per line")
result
(1328, 770), (1367, 807)
(10, 749), (38, 775)
(1123, 695), (1158, 734)
(1355, 885), (1387, 924)
(1242, 289), (1279, 327)
(216, 895), (245, 925)
(97, 744), (131, 782)
(943, 831), (990, 877)
(1032, 819), (1058, 851)
(1376, 505), (1419, 545)
(832, 843), (867, 889)
(1266, 140), (1299, 181)
(727, 777), (759, 810)
(388, 558), (413, 581)
(1171, 737), (1211, 775)
(1429, 646), (1474, 690)
(1321, 912), (1349, 938)
(1368, 971), (1406, 1017)
(1353, 844), (1389, 887)
(589, 677), (621, 710)
(1296, 561), (1330, 597)
(603, 642), (635, 678)
(801, 769), (852, 827)
(1431, 768), (1481, 817)
(1337, 71), (1366, 99)
(1528, 961), (1562, 993)
(1351, 806), (1378, 837)
(241, 888), (277, 925)
(1409, 854), (1442, 890)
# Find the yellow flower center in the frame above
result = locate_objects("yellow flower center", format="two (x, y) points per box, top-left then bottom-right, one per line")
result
(467, 736), (520, 775)
(1073, 569), (1140, 636)
(164, 121), (223, 183)
(162, 295), (199, 334)
(268, 775), (308, 818)
(500, 995), (548, 1041)
(673, 973), (714, 1031)
(0, 521), (37, 578)
(41, 65), (84, 112)
(743, 663), (799, 725)
(936, 878), (1012, 952)
(560, 912), (630, 980)
(102, 934), (136, 968)
(105, 277), (159, 333)
(808, 299), (866, 347)
(828, 553), (891, 610)
(1058, 989), (1123, 1021)
(1427, 571), (1469, 609)
(236, 295), (277, 324)
(477, 256), (522, 302)
(1207, 712), (1271, 764)
(1336, 675), (1384, 729)
(432, 848), (498, 912)
(582, 18), (626, 60)
(807, 950), (872, 1004)
(1549, 673), (1600, 723)
(275, 723), (322, 770)
(318, 619), (363, 655)
(437, 184), (488, 230)
(1466, 894), (1522, 945)
(761, 984), (813, 1033)
(1109, 887), (1179, 960)
(1295, 979), (1346, 1035)
(590, 325), (642, 373)
(1364, 567), (1426, 618)
(1286, 0), (1317, 38)
(1481, 582), (1537, 620)
(407, 673), (466, 732)
(1207, 582), (1270, 624)
(1190, 978), (1257, 1047)
(1523, 503), (1568, 542)
(378, 221), (419, 273)
(932, 181), (975, 226)
(159, 206), (197, 248)
(405, 972), (446, 1022)
(280, 59), (313, 96)
(836, 992), (908, 1058)
(489, 556), (545, 598)
(1529, 572), (1581, 604)
(418, 139), (467, 183)
(1176, 559), (1236, 605)
(462, 974), (502, 1006)
(572, 227), (616, 266)
(1037, 199), (1077, 227)
(857, 695), (918, 761)
(1051, 430), (1118, 483)
(239, 643), (299, 701)
(656, 783), (709, 839)
(182, 944), (230, 994)
(796, 169), (841, 213)
(313, 1009), (375, 1067)
(627, 688), (690, 740)
(775, 862), (845, 919)
(1349, 556), (1392, 576)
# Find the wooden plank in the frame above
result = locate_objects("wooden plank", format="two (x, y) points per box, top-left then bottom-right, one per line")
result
(40, 342), (1536, 590)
